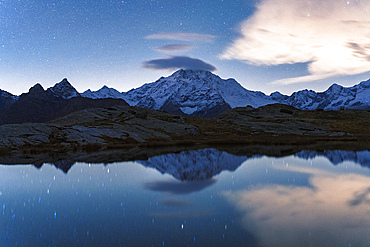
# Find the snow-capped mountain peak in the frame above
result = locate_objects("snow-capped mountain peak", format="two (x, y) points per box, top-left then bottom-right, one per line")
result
(170, 69), (215, 80)
(47, 78), (80, 99)
(16, 70), (365, 116)
(81, 85), (123, 99)
(119, 69), (277, 116)
(80, 69), (370, 114)
(278, 79), (370, 110)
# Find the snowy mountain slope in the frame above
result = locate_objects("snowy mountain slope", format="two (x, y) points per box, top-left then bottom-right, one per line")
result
(137, 148), (250, 181)
(81, 85), (124, 99)
(10, 78), (81, 101)
(3, 70), (368, 117)
(80, 70), (370, 114)
(273, 79), (370, 110)
(47, 78), (80, 99)
(120, 69), (277, 116)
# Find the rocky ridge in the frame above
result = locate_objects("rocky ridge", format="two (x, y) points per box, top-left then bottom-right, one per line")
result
(0, 80), (129, 125)
(272, 79), (370, 110)
(0, 105), (199, 149)
(81, 85), (123, 99)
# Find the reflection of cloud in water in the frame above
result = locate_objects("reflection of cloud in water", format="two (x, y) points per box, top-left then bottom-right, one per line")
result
(151, 210), (212, 219)
(223, 166), (370, 247)
(159, 198), (191, 207)
(144, 179), (216, 194)
(348, 186), (370, 207)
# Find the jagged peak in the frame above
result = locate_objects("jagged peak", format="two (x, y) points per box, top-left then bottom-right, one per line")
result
(29, 83), (45, 93)
(270, 91), (289, 101)
(327, 83), (343, 91)
(270, 91), (284, 97)
(48, 78), (80, 99)
(23, 83), (46, 98)
(52, 78), (73, 88)
(98, 85), (119, 92)
(61, 78), (69, 83)
(291, 88), (316, 95)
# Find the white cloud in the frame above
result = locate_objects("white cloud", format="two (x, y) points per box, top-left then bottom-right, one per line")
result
(146, 32), (215, 42)
(154, 44), (195, 53)
(221, 0), (370, 84)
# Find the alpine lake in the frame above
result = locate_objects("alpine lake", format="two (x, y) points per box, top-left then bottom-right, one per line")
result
(0, 149), (369, 247)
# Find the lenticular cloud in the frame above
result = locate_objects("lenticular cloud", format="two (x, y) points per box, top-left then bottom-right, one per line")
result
(221, 0), (370, 84)
(143, 56), (217, 72)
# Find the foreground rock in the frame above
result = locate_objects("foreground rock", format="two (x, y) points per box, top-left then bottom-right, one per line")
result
(0, 105), (199, 149)
(0, 104), (369, 164)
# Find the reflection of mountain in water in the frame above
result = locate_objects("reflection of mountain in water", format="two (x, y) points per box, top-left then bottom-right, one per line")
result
(30, 149), (370, 176)
(137, 148), (249, 181)
(295, 150), (370, 167)
(52, 160), (75, 173)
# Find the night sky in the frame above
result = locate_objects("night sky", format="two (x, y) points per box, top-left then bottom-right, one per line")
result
(1, 0), (370, 95)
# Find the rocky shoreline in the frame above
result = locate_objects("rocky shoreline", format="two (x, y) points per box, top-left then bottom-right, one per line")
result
(0, 104), (369, 165)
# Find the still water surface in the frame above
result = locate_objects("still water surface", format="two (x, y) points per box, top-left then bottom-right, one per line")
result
(0, 149), (369, 247)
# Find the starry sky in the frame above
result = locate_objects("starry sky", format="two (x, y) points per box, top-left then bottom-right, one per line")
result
(1, 0), (370, 95)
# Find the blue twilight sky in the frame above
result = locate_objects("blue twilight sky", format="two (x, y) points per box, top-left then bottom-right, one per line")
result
(1, 0), (370, 95)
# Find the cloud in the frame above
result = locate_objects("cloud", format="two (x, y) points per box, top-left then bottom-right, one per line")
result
(143, 56), (217, 71)
(154, 44), (195, 53)
(146, 32), (215, 42)
(221, 0), (370, 84)
(223, 165), (370, 247)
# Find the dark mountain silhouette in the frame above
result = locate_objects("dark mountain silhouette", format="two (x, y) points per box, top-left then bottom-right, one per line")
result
(0, 89), (18, 112)
(0, 81), (128, 125)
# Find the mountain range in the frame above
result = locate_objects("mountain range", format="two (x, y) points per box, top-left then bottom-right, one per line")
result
(80, 69), (370, 114)
(1, 70), (369, 123)
(0, 79), (128, 124)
